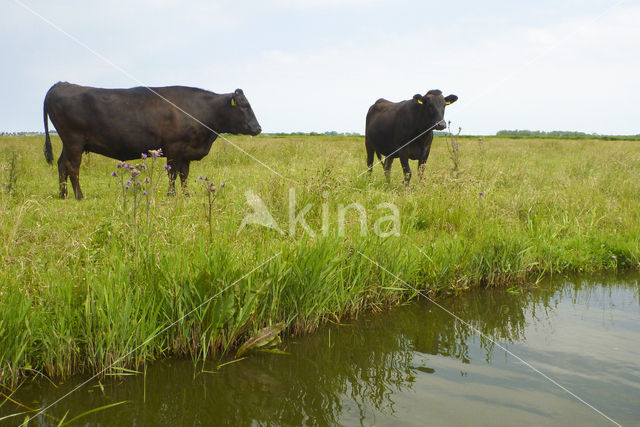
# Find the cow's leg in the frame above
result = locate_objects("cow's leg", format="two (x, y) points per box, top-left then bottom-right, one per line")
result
(418, 145), (432, 181)
(167, 159), (178, 196)
(58, 147), (83, 199)
(179, 161), (190, 196)
(383, 156), (394, 184)
(366, 145), (375, 174)
(57, 150), (69, 199)
(400, 156), (411, 186)
(417, 160), (426, 180)
(66, 150), (84, 200)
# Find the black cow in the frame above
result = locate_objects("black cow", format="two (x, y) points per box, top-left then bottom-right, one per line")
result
(43, 82), (261, 199)
(365, 89), (458, 184)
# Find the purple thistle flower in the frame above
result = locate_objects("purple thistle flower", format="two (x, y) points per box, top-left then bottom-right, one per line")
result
(111, 171), (117, 177)
(220, 182), (225, 188)
(143, 190), (148, 195)
(131, 169), (141, 178)
(125, 184), (130, 190)
(164, 164), (171, 170)
(198, 175), (203, 180)
(141, 153), (148, 159)
(126, 180), (132, 185)
(144, 177), (150, 183)
(479, 192), (484, 197)
(116, 161), (124, 169)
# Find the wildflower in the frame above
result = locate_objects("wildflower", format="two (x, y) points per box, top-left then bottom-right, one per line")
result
(612, 255), (617, 259)
(125, 184), (130, 190)
(141, 153), (148, 159)
(150, 148), (163, 158)
(198, 175), (204, 180)
(136, 163), (147, 171)
(144, 177), (150, 184)
(479, 192), (484, 197)
(220, 182), (225, 188)
(136, 181), (142, 186)
(143, 190), (148, 195)
(116, 161), (124, 169)
(209, 183), (216, 192)
(111, 171), (117, 177)
(131, 169), (141, 178)
(164, 164), (171, 170)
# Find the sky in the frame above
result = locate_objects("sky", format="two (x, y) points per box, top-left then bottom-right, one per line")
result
(1, 0), (638, 135)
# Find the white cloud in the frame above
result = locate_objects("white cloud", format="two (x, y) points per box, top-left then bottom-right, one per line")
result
(270, 0), (385, 7)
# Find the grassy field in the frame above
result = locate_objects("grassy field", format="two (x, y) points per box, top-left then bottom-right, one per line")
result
(1, 134), (639, 387)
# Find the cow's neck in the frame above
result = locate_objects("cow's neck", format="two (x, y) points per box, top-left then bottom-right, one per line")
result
(207, 93), (234, 134)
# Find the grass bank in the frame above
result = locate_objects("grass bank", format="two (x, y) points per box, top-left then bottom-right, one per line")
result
(1, 134), (639, 387)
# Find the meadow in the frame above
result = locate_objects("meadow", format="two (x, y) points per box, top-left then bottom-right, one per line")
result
(1, 133), (639, 388)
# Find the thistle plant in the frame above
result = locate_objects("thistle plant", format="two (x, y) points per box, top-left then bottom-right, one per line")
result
(198, 175), (225, 243)
(1, 152), (18, 195)
(111, 149), (164, 227)
(146, 148), (163, 204)
(445, 121), (462, 173)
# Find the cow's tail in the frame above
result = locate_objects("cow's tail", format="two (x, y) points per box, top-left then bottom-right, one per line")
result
(43, 91), (53, 165)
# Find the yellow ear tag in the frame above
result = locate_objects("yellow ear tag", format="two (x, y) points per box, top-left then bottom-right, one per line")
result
(231, 98), (236, 106)
(417, 99), (423, 104)
(445, 100), (451, 105)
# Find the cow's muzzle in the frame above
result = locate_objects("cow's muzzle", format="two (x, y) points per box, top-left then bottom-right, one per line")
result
(435, 120), (447, 131)
(250, 125), (262, 136)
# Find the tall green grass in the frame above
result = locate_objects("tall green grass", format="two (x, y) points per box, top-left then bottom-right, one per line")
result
(1, 134), (639, 387)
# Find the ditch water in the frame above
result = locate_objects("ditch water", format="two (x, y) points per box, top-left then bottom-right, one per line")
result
(2, 275), (639, 426)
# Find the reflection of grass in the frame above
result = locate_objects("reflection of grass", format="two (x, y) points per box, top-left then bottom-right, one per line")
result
(0, 380), (126, 425)
(1, 134), (639, 387)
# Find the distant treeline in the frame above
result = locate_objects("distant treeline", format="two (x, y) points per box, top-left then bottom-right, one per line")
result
(1, 131), (56, 136)
(264, 131), (363, 137)
(496, 130), (640, 140)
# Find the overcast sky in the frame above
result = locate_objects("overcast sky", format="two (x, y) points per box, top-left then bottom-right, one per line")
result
(1, 0), (638, 134)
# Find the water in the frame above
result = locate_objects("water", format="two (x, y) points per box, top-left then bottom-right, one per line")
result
(2, 275), (639, 426)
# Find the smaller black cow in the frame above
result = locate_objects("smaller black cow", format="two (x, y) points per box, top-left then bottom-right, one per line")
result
(365, 90), (458, 184)
(44, 82), (261, 199)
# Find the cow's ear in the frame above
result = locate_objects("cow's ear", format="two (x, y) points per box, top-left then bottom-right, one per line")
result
(445, 95), (458, 105)
(413, 94), (424, 105)
(235, 88), (244, 95)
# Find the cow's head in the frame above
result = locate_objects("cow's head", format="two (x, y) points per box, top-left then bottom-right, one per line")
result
(413, 90), (458, 131)
(224, 89), (262, 136)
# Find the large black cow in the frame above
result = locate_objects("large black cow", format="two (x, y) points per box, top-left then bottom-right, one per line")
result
(43, 82), (261, 199)
(365, 89), (458, 184)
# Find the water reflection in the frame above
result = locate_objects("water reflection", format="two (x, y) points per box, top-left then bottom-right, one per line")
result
(3, 275), (639, 426)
